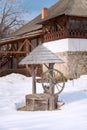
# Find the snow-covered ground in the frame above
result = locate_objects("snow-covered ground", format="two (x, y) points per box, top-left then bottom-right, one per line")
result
(0, 73), (87, 130)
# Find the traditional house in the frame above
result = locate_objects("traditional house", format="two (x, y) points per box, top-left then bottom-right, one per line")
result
(38, 0), (87, 79)
(0, 0), (87, 79)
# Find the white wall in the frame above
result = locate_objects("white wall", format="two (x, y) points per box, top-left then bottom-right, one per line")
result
(43, 39), (68, 53)
(68, 39), (87, 51)
(43, 38), (87, 52)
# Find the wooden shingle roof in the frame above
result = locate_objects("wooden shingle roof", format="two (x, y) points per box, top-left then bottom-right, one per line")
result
(14, 0), (87, 36)
(20, 44), (64, 65)
(39, 0), (87, 23)
(14, 15), (42, 36)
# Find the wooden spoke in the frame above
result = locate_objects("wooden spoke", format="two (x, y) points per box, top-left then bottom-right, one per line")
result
(42, 69), (65, 94)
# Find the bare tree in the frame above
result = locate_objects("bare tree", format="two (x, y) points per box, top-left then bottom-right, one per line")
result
(0, 0), (25, 39)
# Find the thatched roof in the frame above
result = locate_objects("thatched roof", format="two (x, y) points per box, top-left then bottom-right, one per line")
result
(14, 0), (87, 36)
(19, 44), (64, 65)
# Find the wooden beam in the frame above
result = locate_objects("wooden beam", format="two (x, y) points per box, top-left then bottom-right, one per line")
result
(32, 65), (36, 94)
(0, 32), (43, 46)
(49, 63), (55, 95)
(25, 39), (29, 55)
(18, 41), (26, 51)
(0, 51), (26, 54)
(25, 39), (34, 49)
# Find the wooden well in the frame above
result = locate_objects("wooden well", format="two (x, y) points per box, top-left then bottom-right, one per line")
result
(19, 44), (64, 111)
(26, 93), (58, 111)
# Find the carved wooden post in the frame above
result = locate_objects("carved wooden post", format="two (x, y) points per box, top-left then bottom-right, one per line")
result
(32, 64), (36, 94)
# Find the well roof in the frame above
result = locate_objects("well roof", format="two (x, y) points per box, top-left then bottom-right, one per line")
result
(19, 44), (64, 65)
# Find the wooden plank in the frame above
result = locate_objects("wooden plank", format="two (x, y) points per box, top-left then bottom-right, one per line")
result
(0, 51), (26, 54)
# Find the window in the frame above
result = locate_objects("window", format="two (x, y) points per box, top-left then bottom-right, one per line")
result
(70, 20), (75, 29)
(83, 20), (87, 30)
(75, 20), (81, 29)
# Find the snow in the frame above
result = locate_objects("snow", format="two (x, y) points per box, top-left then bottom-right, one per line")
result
(0, 73), (87, 130)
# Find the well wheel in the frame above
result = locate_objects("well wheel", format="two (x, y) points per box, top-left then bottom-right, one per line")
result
(42, 69), (65, 94)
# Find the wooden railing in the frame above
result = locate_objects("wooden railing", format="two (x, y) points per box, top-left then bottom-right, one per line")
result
(44, 29), (87, 42)
(68, 30), (87, 38)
